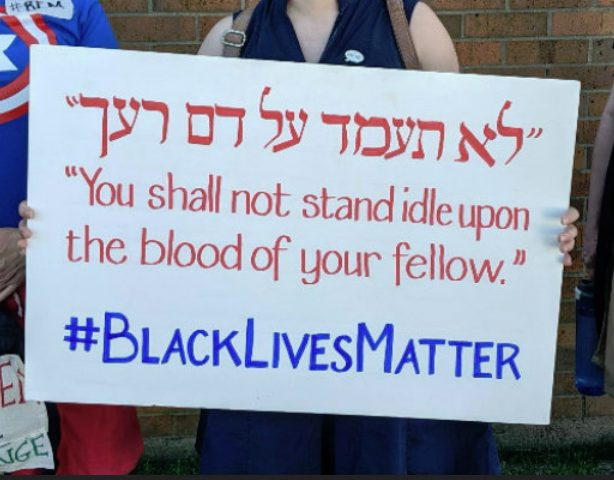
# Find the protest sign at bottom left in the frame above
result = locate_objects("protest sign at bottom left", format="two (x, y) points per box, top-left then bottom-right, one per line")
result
(0, 355), (54, 473)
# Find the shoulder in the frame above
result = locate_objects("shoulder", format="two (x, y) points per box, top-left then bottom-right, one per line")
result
(65, 0), (118, 48)
(72, 0), (112, 28)
(197, 14), (234, 56)
(409, 2), (459, 73)
(73, 0), (107, 15)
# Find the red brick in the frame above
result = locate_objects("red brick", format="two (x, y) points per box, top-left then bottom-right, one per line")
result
(426, 0), (505, 10)
(571, 194), (586, 216)
(152, 44), (200, 54)
(511, 0), (591, 7)
(578, 223), (586, 248)
(553, 373), (578, 396)
(557, 321), (576, 347)
(465, 13), (548, 38)
(175, 413), (201, 436)
(138, 406), (194, 415)
(593, 38), (614, 64)
(565, 249), (584, 274)
(199, 16), (226, 41)
(586, 396), (614, 416)
(101, 0), (148, 13)
(138, 414), (174, 437)
(576, 120), (600, 145)
(559, 300), (576, 323)
(455, 41), (502, 66)
(561, 276), (578, 302)
(555, 348), (575, 373)
(506, 40), (589, 65)
(574, 145), (587, 170)
(580, 92), (589, 118)
(551, 396), (583, 419)
(154, 0), (240, 13)
(110, 16), (196, 43)
(553, 12), (614, 36)
(588, 92), (611, 118)
(548, 66), (614, 90)
(462, 66), (547, 78)
(438, 15), (462, 40)
(117, 43), (151, 52)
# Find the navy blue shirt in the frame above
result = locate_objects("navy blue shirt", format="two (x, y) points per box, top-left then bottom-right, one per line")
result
(240, 0), (420, 69)
(199, 3), (504, 475)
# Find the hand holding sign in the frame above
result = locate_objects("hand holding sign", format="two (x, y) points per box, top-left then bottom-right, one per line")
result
(558, 207), (579, 266)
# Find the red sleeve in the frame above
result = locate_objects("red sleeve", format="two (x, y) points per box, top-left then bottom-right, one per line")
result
(55, 404), (144, 475)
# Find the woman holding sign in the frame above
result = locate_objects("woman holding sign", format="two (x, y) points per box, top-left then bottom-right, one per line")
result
(19, 0), (580, 475)
(187, 0), (581, 475)
(1, 0), (143, 475)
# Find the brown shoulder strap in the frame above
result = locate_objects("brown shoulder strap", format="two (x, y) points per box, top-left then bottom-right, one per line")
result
(385, 0), (421, 70)
(222, 7), (256, 58)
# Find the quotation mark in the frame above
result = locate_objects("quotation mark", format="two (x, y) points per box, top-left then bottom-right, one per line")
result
(65, 165), (78, 178)
(512, 250), (527, 266)
(65, 95), (80, 107)
(526, 128), (543, 139)
(64, 316), (100, 353)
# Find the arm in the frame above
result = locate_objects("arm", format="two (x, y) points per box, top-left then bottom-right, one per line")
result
(583, 84), (614, 276)
(410, 2), (459, 74)
(197, 15), (234, 57)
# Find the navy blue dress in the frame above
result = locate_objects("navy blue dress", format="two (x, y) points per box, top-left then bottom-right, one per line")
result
(196, 0), (502, 474)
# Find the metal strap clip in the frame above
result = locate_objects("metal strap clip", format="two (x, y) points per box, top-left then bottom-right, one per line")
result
(222, 29), (247, 48)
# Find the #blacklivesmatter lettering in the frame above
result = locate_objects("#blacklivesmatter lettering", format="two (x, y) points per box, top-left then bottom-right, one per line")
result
(62, 314), (522, 381)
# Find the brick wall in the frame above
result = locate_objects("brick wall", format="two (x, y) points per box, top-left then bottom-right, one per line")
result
(98, 0), (614, 439)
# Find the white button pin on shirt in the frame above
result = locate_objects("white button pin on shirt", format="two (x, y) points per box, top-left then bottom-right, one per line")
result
(344, 49), (365, 64)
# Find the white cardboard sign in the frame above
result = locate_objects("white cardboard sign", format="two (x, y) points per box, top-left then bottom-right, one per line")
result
(25, 45), (580, 424)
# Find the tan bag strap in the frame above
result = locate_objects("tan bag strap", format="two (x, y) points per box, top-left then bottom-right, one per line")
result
(222, 7), (256, 58)
(385, 0), (421, 70)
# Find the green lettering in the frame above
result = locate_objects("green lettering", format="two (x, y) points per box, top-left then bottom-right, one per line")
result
(31, 434), (50, 457)
(15, 439), (32, 463)
(0, 447), (15, 465)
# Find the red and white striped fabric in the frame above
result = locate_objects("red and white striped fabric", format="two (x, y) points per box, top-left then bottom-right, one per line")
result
(0, 11), (56, 123)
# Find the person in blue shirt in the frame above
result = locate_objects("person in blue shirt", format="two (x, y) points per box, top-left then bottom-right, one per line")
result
(1, 1), (143, 474)
(190, 0), (581, 475)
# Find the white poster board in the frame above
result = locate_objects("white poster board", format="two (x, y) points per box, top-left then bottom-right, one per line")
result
(26, 45), (580, 424)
